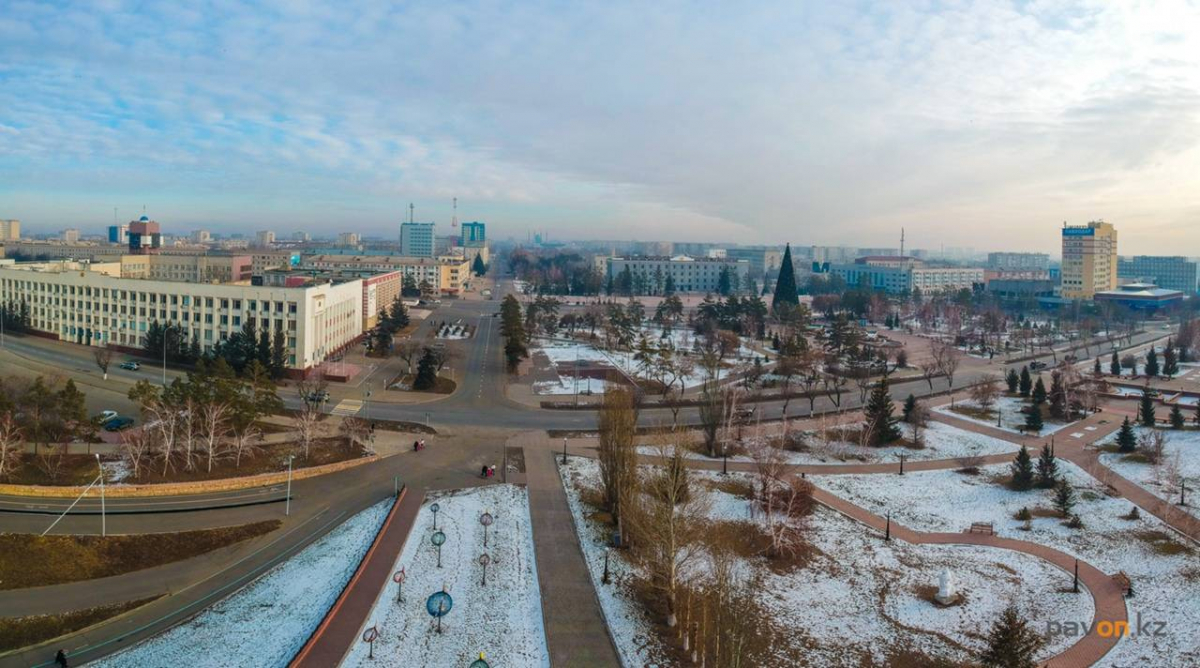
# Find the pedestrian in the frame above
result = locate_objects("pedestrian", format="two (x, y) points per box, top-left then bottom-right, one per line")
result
(481, 465), (488, 478)
(55, 649), (68, 668)
(420, 439), (426, 449)
(413, 440), (420, 452)
(489, 465), (496, 478)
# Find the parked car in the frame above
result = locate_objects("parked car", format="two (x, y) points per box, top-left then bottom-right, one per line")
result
(304, 390), (330, 403)
(1029, 361), (1048, 371)
(119, 361), (141, 371)
(104, 416), (135, 431)
(93, 410), (119, 424)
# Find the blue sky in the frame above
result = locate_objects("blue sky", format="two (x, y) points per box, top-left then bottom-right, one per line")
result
(2, 0), (1199, 253)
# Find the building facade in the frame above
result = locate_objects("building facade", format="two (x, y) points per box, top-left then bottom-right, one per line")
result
(0, 220), (19, 241)
(987, 252), (1050, 271)
(0, 262), (362, 371)
(1061, 221), (1118, 300)
(400, 222), (436, 257)
(108, 225), (128, 244)
(829, 257), (985, 294)
(254, 230), (276, 248)
(723, 246), (783, 283)
(605, 255), (753, 294)
(1117, 256), (1198, 294)
(461, 222), (486, 247)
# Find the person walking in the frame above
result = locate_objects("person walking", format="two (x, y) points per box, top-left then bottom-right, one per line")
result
(54, 649), (68, 668)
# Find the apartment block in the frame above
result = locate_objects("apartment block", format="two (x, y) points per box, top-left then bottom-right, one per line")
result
(605, 255), (753, 294)
(1061, 221), (1117, 300)
(1117, 256), (1198, 294)
(400, 222), (436, 257)
(0, 220), (19, 241)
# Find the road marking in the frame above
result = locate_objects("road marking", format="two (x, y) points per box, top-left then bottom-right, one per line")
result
(331, 399), (363, 416)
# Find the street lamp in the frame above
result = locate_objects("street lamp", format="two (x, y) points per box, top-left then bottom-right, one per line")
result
(562, 437), (568, 465)
(285, 455), (294, 517)
(393, 568), (406, 603)
(469, 652), (490, 668)
(602, 547), (611, 584)
(431, 502), (441, 531)
(95, 454), (106, 537)
(431, 530), (446, 568)
(480, 511), (494, 548)
(479, 552), (491, 586)
(426, 590), (453, 634)
(361, 626), (379, 659)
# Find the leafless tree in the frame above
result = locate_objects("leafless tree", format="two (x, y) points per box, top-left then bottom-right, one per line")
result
(118, 427), (154, 480)
(1142, 429), (1169, 466)
(199, 401), (230, 473)
(93, 346), (114, 381)
(395, 339), (423, 375)
(970, 378), (1001, 412)
(229, 423), (263, 468)
(0, 413), (23, 481)
(293, 379), (326, 459)
(598, 385), (639, 545)
(930, 339), (963, 390)
(340, 416), (369, 449)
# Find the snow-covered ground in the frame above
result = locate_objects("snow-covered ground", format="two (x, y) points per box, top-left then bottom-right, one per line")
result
(935, 394), (1073, 435)
(638, 420), (1018, 466)
(532, 376), (610, 396)
(342, 485), (549, 668)
(1099, 427), (1200, 521)
(815, 462), (1200, 666)
(95, 500), (392, 667)
(560, 457), (1091, 666)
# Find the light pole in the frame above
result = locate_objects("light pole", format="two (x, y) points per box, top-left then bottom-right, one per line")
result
(432, 530), (446, 568)
(95, 454), (106, 537)
(162, 330), (167, 386)
(562, 437), (568, 465)
(285, 455), (294, 516)
(480, 511), (494, 548)
(602, 547), (611, 584)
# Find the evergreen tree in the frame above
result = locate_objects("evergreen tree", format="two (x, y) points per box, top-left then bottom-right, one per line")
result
(1053, 477), (1076, 517)
(257, 328), (272, 369)
(1170, 404), (1185, 430)
(1048, 372), (1066, 420)
(1093, 357), (1102, 376)
(1023, 404), (1044, 434)
(1010, 445), (1034, 490)
(1031, 377), (1047, 405)
(413, 347), (438, 390)
(1145, 348), (1160, 378)
(472, 253), (486, 276)
(864, 379), (901, 445)
(716, 267), (732, 296)
(1110, 350), (1121, 376)
(979, 605), (1044, 668)
(1140, 389), (1156, 427)
(771, 243), (799, 313)
(270, 329), (287, 379)
(1005, 368), (1019, 394)
(1018, 366), (1032, 396)
(1116, 417), (1137, 453)
(1163, 342), (1179, 377)
(902, 394), (918, 423)
(388, 295), (410, 330)
(663, 273), (676, 296)
(1036, 444), (1058, 488)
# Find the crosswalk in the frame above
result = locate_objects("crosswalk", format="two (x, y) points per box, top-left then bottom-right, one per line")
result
(331, 399), (363, 416)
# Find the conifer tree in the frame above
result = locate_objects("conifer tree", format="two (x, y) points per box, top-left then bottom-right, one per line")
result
(1116, 417), (1137, 453)
(902, 394), (918, 423)
(1010, 445), (1034, 490)
(1053, 477), (1076, 517)
(1163, 342), (1179, 377)
(413, 347), (438, 390)
(1048, 372), (1066, 420)
(1145, 347), (1160, 378)
(1005, 368), (1019, 394)
(1093, 357), (1102, 376)
(1170, 404), (1185, 430)
(1023, 404), (1044, 434)
(1110, 350), (1121, 376)
(771, 243), (799, 313)
(864, 379), (901, 445)
(1019, 366), (1032, 396)
(980, 605), (1044, 668)
(1140, 390), (1156, 427)
(1036, 444), (1058, 488)
(1031, 377), (1047, 405)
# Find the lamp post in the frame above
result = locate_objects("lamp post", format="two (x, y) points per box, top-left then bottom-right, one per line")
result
(393, 568), (406, 603)
(479, 552), (491, 586)
(898, 454), (906, 475)
(1073, 558), (1079, 593)
(431, 502), (440, 531)
(469, 652), (490, 668)
(285, 455), (294, 517)
(362, 626), (379, 659)
(95, 454), (106, 537)
(1181, 480), (1188, 507)
(562, 437), (568, 465)
(432, 530), (446, 568)
(480, 511), (494, 548)
(885, 511), (891, 542)
(602, 547), (611, 584)
(426, 590), (453, 634)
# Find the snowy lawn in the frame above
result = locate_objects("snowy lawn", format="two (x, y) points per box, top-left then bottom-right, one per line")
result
(560, 457), (1090, 666)
(94, 500), (392, 667)
(1099, 427), (1200, 521)
(936, 394), (1074, 435)
(532, 376), (610, 396)
(342, 485), (549, 668)
(814, 462), (1200, 667)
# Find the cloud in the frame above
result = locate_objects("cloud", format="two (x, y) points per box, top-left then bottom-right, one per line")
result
(1, 0), (1198, 253)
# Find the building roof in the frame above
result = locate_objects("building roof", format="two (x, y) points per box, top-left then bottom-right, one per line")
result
(1095, 284), (1184, 300)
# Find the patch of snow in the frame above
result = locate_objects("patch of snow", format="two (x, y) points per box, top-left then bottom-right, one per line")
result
(1099, 427), (1200, 521)
(935, 394), (1073, 435)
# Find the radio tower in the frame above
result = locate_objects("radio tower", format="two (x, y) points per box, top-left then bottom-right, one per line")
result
(451, 197), (458, 229)
(900, 228), (905, 258)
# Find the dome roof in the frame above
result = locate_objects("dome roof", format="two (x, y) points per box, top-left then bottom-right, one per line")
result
(139, 215), (150, 222)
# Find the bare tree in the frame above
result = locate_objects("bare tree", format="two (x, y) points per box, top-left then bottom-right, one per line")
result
(597, 385), (639, 545)
(1142, 429), (1169, 466)
(339, 416), (370, 450)
(118, 427), (154, 480)
(395, 339), (423, 375)
(229, 423), (263, 468)
(199, 401), (230, 473)
(292, 379), (326, 459)
(93, 346), (114, 381)
(0, 413), (23, 481)
(970, 378), (1001, 412)
(930, 339), (963, 390)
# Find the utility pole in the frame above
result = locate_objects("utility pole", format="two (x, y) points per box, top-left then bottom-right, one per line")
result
(96, 454), (106, 537)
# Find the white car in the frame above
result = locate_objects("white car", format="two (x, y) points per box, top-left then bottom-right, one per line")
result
(95, 410), (119, 424)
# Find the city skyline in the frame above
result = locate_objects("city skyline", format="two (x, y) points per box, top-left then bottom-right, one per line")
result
(2, 1), (1199, 254)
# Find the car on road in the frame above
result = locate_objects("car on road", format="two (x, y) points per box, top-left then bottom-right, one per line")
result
(93, 410), (119, 424)
(304, 390), (330, 403)
(1029, 361), (1048, 371)
(104, 416), (135, 431)
(119, 361), (141, 371)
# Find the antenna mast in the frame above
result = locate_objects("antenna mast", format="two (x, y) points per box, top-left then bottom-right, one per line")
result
(900, 228), (905, 257)
(451, 197), (458, 229)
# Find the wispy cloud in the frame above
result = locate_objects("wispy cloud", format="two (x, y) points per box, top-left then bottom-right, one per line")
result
(1, 0), (1198, 252)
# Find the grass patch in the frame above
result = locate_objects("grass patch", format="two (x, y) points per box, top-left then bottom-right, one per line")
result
(0, 596), (160, 652)
(948, 405), (996, 422)
(703, 477), (755, 500)
(5, 455), (104, 486)
(0, 520), (280, 590)
(123, 438), (366, 485)
(1134, 529), (1194, 556)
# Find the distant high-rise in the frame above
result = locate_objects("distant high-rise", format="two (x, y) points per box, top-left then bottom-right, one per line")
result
(461, 221), (486, 247)
(293, 231), (311, 242)
(255, 230), (276, 248)
(108, 224), (128, 244)
(987, 252), (1049, 271)
(0, 219), (19, 241)
(191, 229), (212, 244)
(61, 229), (81, 243)
(400, 222), (436, 257)
(1061, 221), (1117, 300)
(128, 215), (162, 254)
(337, 232), (361, 246)
(1118, 256), (1198, 294)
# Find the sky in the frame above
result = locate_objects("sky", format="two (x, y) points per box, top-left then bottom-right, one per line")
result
(2, 0), (1199, 254)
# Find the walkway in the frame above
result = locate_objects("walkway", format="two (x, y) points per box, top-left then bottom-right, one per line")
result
(291, 487), (425, 668)
(522, 434), (621, 668)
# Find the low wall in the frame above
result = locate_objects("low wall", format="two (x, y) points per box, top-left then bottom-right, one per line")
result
(0, 455), (377, 499)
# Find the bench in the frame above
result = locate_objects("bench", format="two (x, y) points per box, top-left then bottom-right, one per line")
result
(968, 522), (995, 535)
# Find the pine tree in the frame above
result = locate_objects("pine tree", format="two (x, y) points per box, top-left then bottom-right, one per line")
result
(1031, 377), (1047, 405)
(1048, 372), (1065, 420)
(979, 605), (1044, 668)
(1094, 357), (1102, 376)
(413, 347), (438, 390)
(1005, 368), (1019, 394)
(1170, 404), (1185, 430)
(771, 243), (799, 313)
(1036, 444), (1058, 488)
(1018, 366), (1032, 397)
(1163, 342), (1179, 377)
(1053, 477), (1076, 517)
(1110, 350), (1121, 376)
(864, 380), (901, 445)
(1023, 404), (1044, 434)
(1140, 390), (1156, 427)
(1010, 445), (1034, 490)
(902, 394), (918, 423)
(663, 273), (675, 295)
(1116, 417), (1137, 453)
(472, 253), (486, 277)
(1145, 348), (1160, 378)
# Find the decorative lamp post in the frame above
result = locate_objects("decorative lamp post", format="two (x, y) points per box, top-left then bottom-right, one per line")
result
(285, 455), (295, 517)
(480, 511), (494, 548)
(469, 652), (490, 668)
(885, 511), (891, 542)
(393, 568), (406, 603)
(479, 553), (491, 586)
(898, 454), (906, 476)
(562, 437), (568, 464)
(426, 590), (453, 634)
(362, 626), (379, 659)
(997, 409), (1002, 428)
(431, 502), (441, 531)
(95, 454), (106, 537)
(602, 547), (611, 584)
(1073, 558), (1080, 593)
(432, 530), (447, 568)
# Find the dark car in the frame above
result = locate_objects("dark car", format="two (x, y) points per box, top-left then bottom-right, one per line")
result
(119, 361), (141, 371)
(1029, 361), (1048, 371)
(104, 416), (135, 431)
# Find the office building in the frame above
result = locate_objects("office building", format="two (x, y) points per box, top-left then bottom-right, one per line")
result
(828, 256), (985, 295)
(108, 225), (128, 244)
(461, 222), (486, 247)
(399, 222), (435, 258)
(1117, 256), (1198, 294)
(128, 215), (162, 254)
(255, 230), (276, 248)
(604, 255), (753, 294)
(0, 261), (362, 372)
(61, 229), (81, 243)
(337, 232), (361, 246)
(300, 254), (472, 294)
(1094, 283), (1184, 312)
(724, 246), (784, 283)
(987, 252), (1050, 271)
(0, 220), (19, 241)
(293, 231), (311, 242)
(191, 230), (212, 244)
(1061, 221), (1117, 300)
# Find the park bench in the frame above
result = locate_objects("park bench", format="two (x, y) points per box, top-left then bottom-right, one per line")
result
(968, 522), (995, 536)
